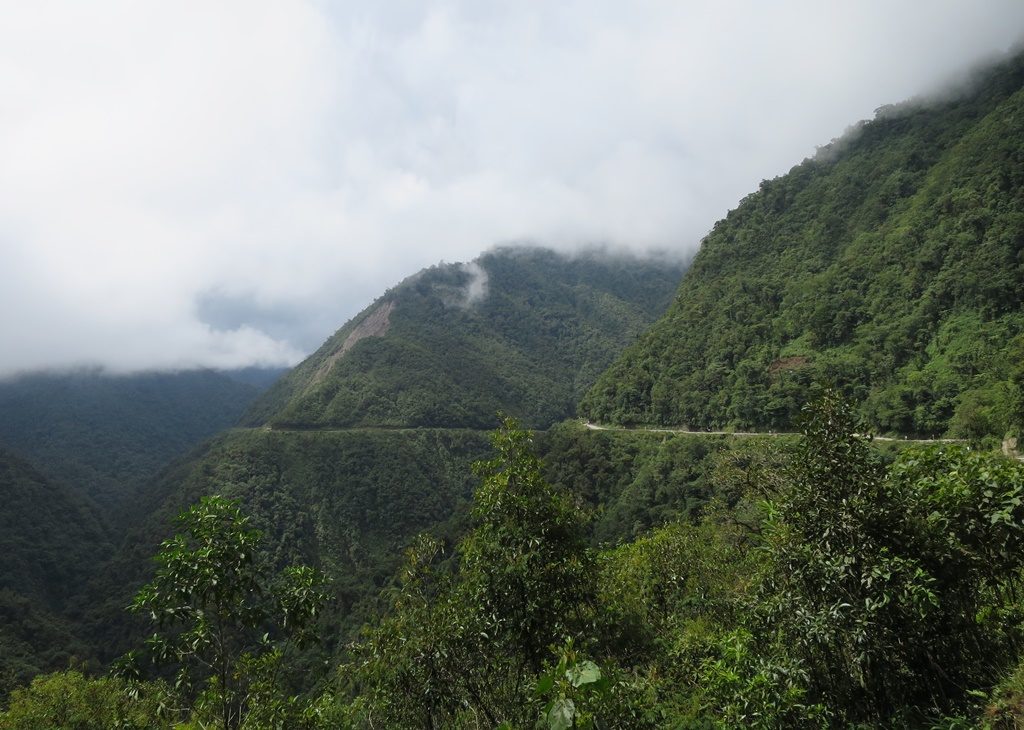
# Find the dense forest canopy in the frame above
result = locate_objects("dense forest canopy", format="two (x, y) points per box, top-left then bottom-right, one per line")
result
(244, 247), (686, 429)
(329, 403), (1024, 727)
(583, 52), (1024, 439)
(0, 369), (273, 513)
(0, 448), (111, 695)
(9, 402), (1024, 727)
(59, 247), (687, 676)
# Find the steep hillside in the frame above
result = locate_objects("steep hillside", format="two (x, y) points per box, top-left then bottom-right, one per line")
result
(0, 369), (274, 512)
(244, 247), (685, 429)
(583, 52), (1024, 437)
(86, 428), (494, 658)
(90, 425), (746, 666)
(0, 448), (111, 692)
(84, 247), (684, 659)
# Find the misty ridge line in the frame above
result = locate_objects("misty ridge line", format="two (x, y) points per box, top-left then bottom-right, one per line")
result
(2, 3), (1019, 376)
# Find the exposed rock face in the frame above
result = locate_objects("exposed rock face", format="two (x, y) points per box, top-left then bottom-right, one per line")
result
(309, 300), (395, 385)
(768, 356), (809, 374)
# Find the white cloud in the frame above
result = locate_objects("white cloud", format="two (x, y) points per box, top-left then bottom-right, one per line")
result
(0, 0), (1022, 374)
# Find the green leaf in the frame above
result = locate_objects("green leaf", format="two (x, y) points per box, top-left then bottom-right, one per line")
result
(535, 673), (555, 696)
(548, 698), (575, 730)
(567, 660), (601, 688)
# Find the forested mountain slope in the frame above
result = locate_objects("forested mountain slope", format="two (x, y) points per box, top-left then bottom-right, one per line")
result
(0, 448), (111, 693)
(244, 247), (684, 429)
(85, 428), (494, 659)
(13, 53), (1024, 728)
(0, 369), (274, 513)
(86, 247), (684, 661)
(583, 51), (1024, 437)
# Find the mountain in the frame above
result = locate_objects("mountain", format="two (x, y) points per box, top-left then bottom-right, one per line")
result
(245, 247), (685, 429)
(0, 368), (278, 514)
(10, 50), (1024, 730)
(0, 368), (285, 689)
(10, 51), (1024, 728)
(82, 247), (686, 660)
(0, 447), (111, 692)
(582, 52), (1024, 438)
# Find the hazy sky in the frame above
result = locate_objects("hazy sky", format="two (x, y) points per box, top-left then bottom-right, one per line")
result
(1, 1), (1022, 375)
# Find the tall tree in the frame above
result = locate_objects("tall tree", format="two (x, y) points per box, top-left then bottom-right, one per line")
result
(124, 495), (329, 729)
(343, 417), (595, 728)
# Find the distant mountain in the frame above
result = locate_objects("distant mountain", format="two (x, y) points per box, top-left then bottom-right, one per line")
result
(0, 368), (277, 513)
(582, 51), (1024, 438)
(244, 247), (685, 429)
(219, 366), (288, 389)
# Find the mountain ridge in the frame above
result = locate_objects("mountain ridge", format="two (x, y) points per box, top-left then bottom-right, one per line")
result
(244, 246), (686, 429)
(582, 50), (1024, 438)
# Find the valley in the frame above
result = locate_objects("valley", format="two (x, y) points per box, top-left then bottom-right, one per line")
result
(2, 38), (1024, 730)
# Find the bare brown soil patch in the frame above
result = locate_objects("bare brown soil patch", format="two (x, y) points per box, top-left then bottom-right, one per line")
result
(769, 355), (809, 374)
(308, 300), (395, 386)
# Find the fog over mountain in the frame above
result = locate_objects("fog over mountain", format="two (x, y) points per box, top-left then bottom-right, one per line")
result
(1, 1), (1022, 374)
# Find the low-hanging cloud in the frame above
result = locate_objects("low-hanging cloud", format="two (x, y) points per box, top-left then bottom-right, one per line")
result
(459, 262), (489, 307)
(1, 1), (1022, 375)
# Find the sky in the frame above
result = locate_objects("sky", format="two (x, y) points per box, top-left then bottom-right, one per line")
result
(1, 1), (1022, 376)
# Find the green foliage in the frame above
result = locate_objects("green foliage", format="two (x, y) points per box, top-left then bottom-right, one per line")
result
(738, 393), (1024, 724)
(695, 629), (829, 729)
(0, 449), (111, 693)
(245, 248), (684, 430)
(575, 394), (1024, 726)
(539, 421), (745, 543)
(126, 495), (329, 729)
(596, 514), (752, 662)
(754, 393), (936, 719)
(0, 670), (172, 730)
(582, 52), (1024, 438)
(0, 591), (99, 704)
(90, 427), (494, 662)
(461, 418), (592, 667)
(533, 639), (650, 730)
(986, 656), (1024, 726)
(0, 449), (110, 610)
(5, 249), (676, 713)
(590, 508), (772, 726)
(0, 370), (277, 692)
(43, 392), (1024, 728)
(338, 418), (629, 728)
(0, 369), (268, 513)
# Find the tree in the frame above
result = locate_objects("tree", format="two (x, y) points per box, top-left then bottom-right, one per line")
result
(460, 416), (593, 669)
(749, 391), (1024, 723)
(343, 416), (597, 727)
(0, 670), (171, 730)
(124, 495), (329, 729)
